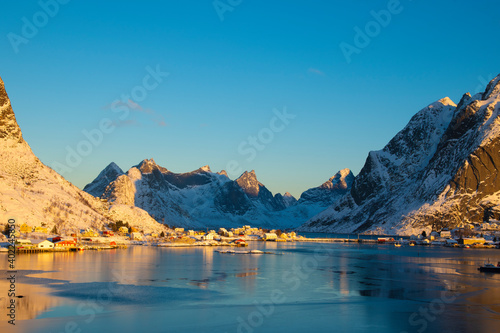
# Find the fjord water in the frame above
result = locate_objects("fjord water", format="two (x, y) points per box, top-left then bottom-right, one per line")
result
(1, 242), (500, 333)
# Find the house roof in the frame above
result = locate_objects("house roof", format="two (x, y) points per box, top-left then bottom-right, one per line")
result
(31, 239), (53, 245)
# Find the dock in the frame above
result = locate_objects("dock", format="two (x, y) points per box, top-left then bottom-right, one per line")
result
(296, 238), (379, 244)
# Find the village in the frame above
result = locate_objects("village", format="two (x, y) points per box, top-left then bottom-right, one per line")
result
(1, 221), (500, 253)
(0, 223), (308, 253)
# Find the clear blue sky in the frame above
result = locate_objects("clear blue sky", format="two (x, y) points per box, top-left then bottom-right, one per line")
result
(1, 0), (499, 198)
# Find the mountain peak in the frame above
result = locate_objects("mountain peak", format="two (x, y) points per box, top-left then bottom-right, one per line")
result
(105, 162), (124, 174)
(284, 192), (293, 197)
(199, 165), (211, 172)
(135, 158), (168, 174)
(83, 162), (125, 197)
(482, 74), (500, 100)
(217, 170), (229, 178)
(0, 76), (23, 142)
(236, 170), (262, 197)
(322, 169), (354, 190)
(436, 97), (456, 107)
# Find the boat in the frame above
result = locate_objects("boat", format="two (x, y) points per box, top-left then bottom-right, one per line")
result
(478, 262), (500, 273)
(394, 242), (401, 247)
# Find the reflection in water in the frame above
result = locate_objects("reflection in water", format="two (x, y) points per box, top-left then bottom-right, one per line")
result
(1, 242), (500, 332)
(234, 272), (258, 278)
(0, 273), (67, 323)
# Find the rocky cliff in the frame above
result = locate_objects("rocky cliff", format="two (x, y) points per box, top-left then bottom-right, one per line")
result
(0, 76), (167, 234)
(300, 75), (500, 235)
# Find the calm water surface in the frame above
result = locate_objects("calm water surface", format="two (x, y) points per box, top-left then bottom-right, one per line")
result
(1, 241), (500, 333)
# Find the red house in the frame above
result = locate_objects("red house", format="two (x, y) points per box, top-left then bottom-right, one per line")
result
(54, 239), (76, 248)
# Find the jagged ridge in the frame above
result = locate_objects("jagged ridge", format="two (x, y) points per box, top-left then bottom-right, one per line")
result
(300, 74), (500, 235)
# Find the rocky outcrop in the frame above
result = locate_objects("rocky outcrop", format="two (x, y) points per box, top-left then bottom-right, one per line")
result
(300, 74), (500, 235)
(87, 157), (352, 228)
(0, 76), (166, 234)
(0, 77), (23, 142)
(300, 169), (354, 206)
(83, 162), (124, 197)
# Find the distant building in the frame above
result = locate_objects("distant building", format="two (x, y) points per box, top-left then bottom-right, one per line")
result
(31, 240), (54, 249)
(203, 233), (214, 241)
(445, 239), (458, 245)
(459, 237), (486, 245)
(54, 239), (76, 248)
(174, 228), (184, 233)
(262, 233), (277, 241)
(34, 226), (48, 234)
(430, 231), (440, 240)
(440, 230), (451, 238)
(81, 229), (98, 237)
(377, 237), (395, 243)
(130, 232), (143, 241)
(20, 223), (32, 233)
(15, 239), (32, 246)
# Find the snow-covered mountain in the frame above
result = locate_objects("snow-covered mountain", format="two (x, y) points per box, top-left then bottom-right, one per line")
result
(0, 76), (167, 234)
(83, 162), (124, 197)
(85, 159), (352, 229)
(299, 168), (354, 206)
(300, 74), (500, 235)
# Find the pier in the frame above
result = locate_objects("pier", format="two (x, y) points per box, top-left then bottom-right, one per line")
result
(296, 237), (379, 244)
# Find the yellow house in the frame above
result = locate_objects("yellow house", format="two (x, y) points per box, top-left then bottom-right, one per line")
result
(34, 226), (48, 234)
(118, 226), (129, 235)
(20, 223), (32, 233)
(461, 238), (486, 245)
(81, 229), (98, 237)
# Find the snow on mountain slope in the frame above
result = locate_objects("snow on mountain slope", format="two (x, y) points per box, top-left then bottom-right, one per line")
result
(300, 74), (500, 235)
(0, 76), (167, 234)
(87, 158), (352, 229)
(83, 162), (124, 197)
(299, 168), (354, 206)
(275, 192), (297, 208)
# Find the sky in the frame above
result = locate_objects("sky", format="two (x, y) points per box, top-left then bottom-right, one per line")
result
(0, 0), (499, 198)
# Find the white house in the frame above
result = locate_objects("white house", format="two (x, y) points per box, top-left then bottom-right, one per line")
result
(202, 233), (214, 241)
(445, 239), (458, 246)
(440, 230), (451, 238)
(15, 239), (32, 246)
(262, 233), (277, 241)
(31, 239), (54, 249)
(130, 232), (143, 241)
(430, 231), (440, 240)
